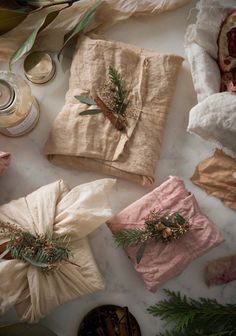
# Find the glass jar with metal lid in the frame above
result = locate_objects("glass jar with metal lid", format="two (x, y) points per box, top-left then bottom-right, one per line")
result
(0, 71), (39, 137)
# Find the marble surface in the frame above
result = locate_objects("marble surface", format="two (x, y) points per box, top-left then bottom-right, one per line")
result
(1, 1), (236, 335)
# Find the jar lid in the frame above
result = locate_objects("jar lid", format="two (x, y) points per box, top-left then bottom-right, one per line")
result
(0, 80), (15, 110)
(24, 51), (56, 84)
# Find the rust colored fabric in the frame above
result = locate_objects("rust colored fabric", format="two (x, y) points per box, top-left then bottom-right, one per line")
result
(0, 151), (10, 176)
(191, 149), (236, 211)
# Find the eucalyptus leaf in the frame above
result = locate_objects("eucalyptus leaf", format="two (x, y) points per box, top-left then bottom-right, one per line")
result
(0, 9), (27, 35)
(79, 109), (102, 115)
(136, 242), (147, 264)
(9, 8), (60, 69)
(23, 256), (49, 268)
(75, 95), (96, 105)
(58, 0), (102, 59)
(0, 323), (57, 336)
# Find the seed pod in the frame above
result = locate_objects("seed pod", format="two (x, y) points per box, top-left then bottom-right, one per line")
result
(162, 227), (173, 239)
(155, 223), (165, 231)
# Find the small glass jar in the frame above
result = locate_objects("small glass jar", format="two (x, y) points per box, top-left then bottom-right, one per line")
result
(0, 71), (40, 137)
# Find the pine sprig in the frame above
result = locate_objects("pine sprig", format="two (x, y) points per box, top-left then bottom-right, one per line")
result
(108, 66), (128, 116)
(113, 211), (189, 263)
(0, 220), (74, 271)
(148, 290), (236, 336)
(113, 228), (146, 248)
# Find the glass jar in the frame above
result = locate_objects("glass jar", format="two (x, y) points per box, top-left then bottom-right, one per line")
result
(0, 71), (40, 137)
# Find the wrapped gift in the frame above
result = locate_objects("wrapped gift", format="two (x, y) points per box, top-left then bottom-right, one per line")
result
(185, 0), (236, 154)
(107, 176), (223, 292)
(44, 36), (184, 187)
(191, 149), (236, 211)
(0, 178), (115, 322)
(0, 151), (11, 176)
(205, 254), (236, 286)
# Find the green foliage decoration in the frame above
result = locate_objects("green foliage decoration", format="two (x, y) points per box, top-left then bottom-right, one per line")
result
(0, 220), (74, 272)
(148, 290), (236, 336)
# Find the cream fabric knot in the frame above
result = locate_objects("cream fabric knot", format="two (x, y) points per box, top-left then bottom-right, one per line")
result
(0, 178), (115, 322)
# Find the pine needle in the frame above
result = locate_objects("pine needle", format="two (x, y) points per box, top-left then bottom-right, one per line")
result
(148, 290), (236, 336)
(108, 66), (128, 116)
(0, 220), (73, 272)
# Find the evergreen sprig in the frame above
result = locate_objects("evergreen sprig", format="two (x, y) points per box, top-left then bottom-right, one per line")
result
(108, 66), (128, 116)
(0, 220), (73, 271)
(148, 290), (236, 336)
(113, 211), (189, 264)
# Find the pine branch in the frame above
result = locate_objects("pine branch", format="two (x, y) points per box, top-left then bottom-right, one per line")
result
(113, 228), (146, 248)
(0, 220), (74, 271)
(108, 66), (128, 116)
(148, 290), (236, 336)
(113, 211), (189, 263)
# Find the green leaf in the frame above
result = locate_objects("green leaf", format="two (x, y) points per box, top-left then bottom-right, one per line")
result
(136, 242), (147, 264)
(0, 323), (57, 336)
(79, 109), (102, 115)
(58, 0), (102, 59)
(75, 95), (96, 105)
(0, 9), (27, 35)
(23, 256), (49, 268)
(9, 9), (60, 69)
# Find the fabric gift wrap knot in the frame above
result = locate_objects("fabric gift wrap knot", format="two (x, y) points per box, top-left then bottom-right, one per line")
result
(185, 0), (236, 154)
(0, 151), (11, 176)
(0, 178), (115, 322)
(44, 36), (184, 187)
(107, 176), (223, 292)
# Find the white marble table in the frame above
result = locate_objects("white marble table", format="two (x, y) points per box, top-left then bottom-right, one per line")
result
(1, 1), (236, 335)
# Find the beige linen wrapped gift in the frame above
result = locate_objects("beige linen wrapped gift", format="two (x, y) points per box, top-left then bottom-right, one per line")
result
(44, 36), (184, 187)
(0, 178), (115, 322)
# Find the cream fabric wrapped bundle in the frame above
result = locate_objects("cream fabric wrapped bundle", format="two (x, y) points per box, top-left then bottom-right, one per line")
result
(185, 0), (236, 154)
(44, 36), (184, 187)
(0, 0), (191, 61)
(0, 178), (115, 322)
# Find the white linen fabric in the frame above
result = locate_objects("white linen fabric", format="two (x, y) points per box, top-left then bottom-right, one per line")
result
(0, 178), (115, 322)
(185, 0), (236, 154)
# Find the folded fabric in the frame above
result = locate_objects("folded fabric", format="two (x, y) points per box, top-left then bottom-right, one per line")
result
(0, 151), (11, 176)
(205, 254), (236, 286)
(0, 0), (191, 61)
(0, 178), (115, 322)
(44, 36), (184, 187)
(185, 0), (236, 154)
(107, 176), (223, 292)
(191, 149), (236, 211)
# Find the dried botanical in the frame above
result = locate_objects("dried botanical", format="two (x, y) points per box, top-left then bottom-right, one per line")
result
(75, 66), (129, 131)
(113, 211), (189, 264)
(0, 220), (76, 272)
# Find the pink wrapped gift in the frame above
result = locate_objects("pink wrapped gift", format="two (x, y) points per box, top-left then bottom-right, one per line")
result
(0, 151), (10, 176)
(107, 176), (224, 292)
